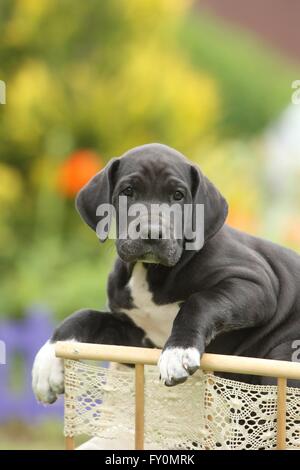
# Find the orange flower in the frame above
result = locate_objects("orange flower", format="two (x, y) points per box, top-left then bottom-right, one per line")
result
(283, 218), (300, 247)
(227, 208), (258, 234)
(57, 149), (103, 197)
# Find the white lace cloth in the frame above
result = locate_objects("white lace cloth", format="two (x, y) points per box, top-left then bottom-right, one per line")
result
(64, 359), (300, 450)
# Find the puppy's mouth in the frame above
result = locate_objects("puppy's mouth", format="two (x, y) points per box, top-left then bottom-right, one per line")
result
(138, 252), (160, 264)
(116, 239), (182, 267)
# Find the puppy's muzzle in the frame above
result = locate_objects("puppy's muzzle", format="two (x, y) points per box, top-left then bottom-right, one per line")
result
(117, 220), (183, 266)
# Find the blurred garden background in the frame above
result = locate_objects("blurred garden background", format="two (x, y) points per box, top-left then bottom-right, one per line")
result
(0, 0), (300, 449)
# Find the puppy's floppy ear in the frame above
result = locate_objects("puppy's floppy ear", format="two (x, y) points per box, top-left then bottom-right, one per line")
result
(75, 158), (120, 240)
(190, 165), (228, 242)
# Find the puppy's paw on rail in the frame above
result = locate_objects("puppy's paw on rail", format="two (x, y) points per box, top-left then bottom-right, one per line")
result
(158, 347), (200, 386)
(32, 341), (64, 404)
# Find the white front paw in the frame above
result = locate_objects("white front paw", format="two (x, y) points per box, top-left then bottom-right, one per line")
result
(32, 341), (64, 404)
(158, 347), (200, 386)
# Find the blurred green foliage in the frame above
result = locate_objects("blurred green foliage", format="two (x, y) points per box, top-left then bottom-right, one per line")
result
(0, 0), (219, 168)
(179, 12), (295, 137)
(0, 0), (295, 319)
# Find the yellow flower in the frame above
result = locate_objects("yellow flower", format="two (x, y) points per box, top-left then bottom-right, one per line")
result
(0, 164), (23, 207)
(6, 61), (64, 146)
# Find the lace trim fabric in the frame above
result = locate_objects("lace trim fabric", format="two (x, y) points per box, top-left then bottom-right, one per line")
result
(64, 359), (300, 450)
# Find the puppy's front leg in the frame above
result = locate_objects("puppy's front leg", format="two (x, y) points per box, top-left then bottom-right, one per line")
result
(159, 279), (276, 386)
(32, 309), (149, 403)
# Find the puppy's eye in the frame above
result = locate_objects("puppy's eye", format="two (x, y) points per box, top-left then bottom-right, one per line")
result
(173, 190), (184, 201)
(121, 186), (134, 197)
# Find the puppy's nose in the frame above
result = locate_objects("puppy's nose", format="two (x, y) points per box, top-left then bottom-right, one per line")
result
(141, 224), (163, 240)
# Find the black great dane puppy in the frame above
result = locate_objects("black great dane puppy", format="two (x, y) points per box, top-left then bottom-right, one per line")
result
(32, 143), (300, 404)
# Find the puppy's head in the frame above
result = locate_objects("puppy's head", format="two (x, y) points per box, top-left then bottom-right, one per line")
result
(76, 143), (228, 266)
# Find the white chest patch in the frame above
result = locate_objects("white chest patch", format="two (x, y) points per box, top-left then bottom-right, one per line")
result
(122, 263), (180, 347)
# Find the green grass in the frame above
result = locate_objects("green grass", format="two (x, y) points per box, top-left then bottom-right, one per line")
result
(0, 420), (89, 450)
(0, 421), (64, 450)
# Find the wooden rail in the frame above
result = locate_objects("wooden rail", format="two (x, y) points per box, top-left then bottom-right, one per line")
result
(55, 341), (300, 451)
